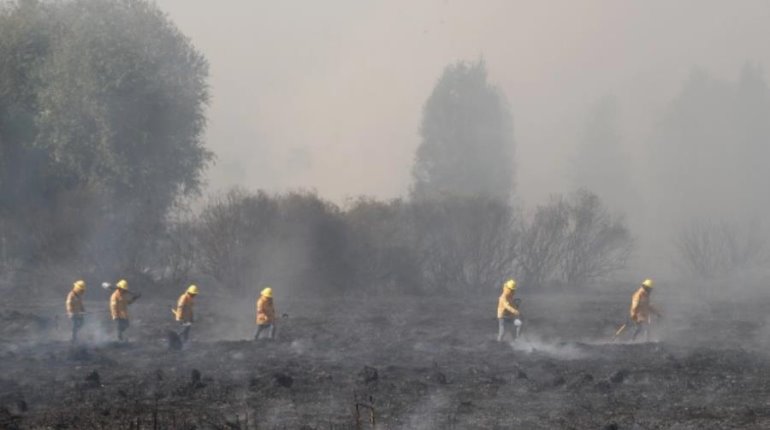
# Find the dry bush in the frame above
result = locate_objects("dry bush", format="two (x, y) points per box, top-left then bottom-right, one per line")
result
(517, 196), (569, 288)
(676, 218), (767, 279)
(343, 198), (420, 293)
(409, 196), (519, 292)
(518, 190), (632, 288)
(193, 189), (350, 294)
(194, 189), (278, 290)
(558, 190), (632, 286)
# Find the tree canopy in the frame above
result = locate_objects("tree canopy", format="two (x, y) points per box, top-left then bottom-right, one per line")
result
(0, 0), (211, 275)
(411, 59), (515, 202)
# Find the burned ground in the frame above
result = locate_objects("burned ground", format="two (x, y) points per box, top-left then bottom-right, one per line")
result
(1, 290), (770, 429)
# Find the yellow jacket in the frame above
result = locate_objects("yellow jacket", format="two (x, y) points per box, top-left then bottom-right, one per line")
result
(66, 290), (84, 318)
(256, 296), (275, 325)
(630, 287), (658, 323)
(497, 289), (519, 319)
(110, 289), (131, 320)
(175, 292), (194, 323)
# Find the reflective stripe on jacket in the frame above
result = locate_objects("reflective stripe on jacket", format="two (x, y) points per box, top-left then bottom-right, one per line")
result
(110, 289), (129, 320)
(175, 293), (194, 323)
(66, 290), (84, 317)
(256, 296), (275, 325)
(497, 289), (519, 319)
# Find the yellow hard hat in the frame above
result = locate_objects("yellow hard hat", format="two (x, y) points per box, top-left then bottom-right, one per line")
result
(187, 285), (199, 295)
(642, 279), (654, 288)
(504, 279), (517, 290)
(73, 280), (86, 292)
(261, 287), (273, 298)
(116, 279), (129, 290)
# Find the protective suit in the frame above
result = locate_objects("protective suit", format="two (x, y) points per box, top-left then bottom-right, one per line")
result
(66, 281), (86, 342)
(255, 288), (276, 340)
(497, 279), (520, 342)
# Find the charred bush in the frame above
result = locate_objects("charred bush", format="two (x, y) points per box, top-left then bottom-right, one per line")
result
(609, 369), (629, 384)
(518, 190), (632, 288)
(84, 370), (101, 388)
(273, 372), (294, 388)
(408, 196), (520, 292)
(676, 218), (768, 280)
(358, 366), (379, 384)
(190, 369), (205, 389)
(0, 407), (21, 430)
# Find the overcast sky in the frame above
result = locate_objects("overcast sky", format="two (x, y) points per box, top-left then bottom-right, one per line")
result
(154, 0), (770, 206)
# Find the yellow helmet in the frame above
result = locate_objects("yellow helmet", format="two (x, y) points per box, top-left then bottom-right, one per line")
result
(504, 279), (517, 290)
(187, 285), (199, 295)
(116, 279), (129, 290)
(642, 279), (654, 288)
(261, 287), (273, 298)
(73, 280), (86, 292)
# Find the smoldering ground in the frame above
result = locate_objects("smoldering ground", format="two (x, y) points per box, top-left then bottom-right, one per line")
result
(2, 290), (770, 429)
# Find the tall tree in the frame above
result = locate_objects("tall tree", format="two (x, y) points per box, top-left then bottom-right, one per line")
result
(571, 96), (632, 212)
(0, 0), (211, 276)
(411, 59), (515, 202)
(650, 65), (770, 229)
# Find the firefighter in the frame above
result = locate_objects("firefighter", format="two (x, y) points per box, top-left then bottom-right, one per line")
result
(66, 280), (86, 342)
(110, 279), (137, 341)
(254, 287), (276, 340)
(497, 279), (521, 342)
(630, 278), (661, 341)
(173, 285), (198, 343)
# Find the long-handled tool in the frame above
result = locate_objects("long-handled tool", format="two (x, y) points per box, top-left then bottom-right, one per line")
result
(612, 322), (627, 341)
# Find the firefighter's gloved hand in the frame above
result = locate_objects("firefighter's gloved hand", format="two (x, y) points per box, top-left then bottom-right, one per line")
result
(514, 319), (522, 327)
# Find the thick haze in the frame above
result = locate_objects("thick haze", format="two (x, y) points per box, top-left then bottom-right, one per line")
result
(152, 0), (766, 204)
(155, 0), (770, 205)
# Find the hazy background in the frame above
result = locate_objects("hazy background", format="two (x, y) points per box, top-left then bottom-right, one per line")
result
(154, 0), (769, 201)
(152, 0), (770, 276)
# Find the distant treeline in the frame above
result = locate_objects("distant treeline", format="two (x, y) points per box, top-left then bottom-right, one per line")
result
(151, 188), (631, 295)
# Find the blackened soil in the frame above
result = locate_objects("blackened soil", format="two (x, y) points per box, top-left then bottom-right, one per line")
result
(1, 292), (770, 429)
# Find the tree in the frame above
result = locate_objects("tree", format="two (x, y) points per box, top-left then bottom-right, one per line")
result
(558, 190), (633, 286)
(649, 65), (770, 230)
(0, 0), (211, 279)
(676, 218), (767, 280)
(411, 59), (515, 202)
(517, 197), (569, 288)
(517, 190), (632, 288)
(343, 197), (420, 293)
(409, 196), (519, 291)
(571, 96), (633, 212)
(195, 189), (278, 290)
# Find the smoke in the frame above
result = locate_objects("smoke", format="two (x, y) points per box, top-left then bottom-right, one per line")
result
(510, 335), (589, 360)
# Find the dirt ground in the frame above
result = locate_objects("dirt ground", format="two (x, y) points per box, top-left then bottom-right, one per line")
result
(1, 288), (770, 429)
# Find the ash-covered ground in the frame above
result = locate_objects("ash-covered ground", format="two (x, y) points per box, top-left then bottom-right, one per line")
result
(2, 289), (770, 429)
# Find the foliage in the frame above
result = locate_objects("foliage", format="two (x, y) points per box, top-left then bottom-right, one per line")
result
(518, 190), (633, 288)
(676, 218), (767, 279)
(0, 0), (211, 279)
(411, 59), (515, 202)
(187, 188), (629, 294)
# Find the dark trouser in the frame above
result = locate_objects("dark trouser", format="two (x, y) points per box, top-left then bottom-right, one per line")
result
(178, 323), (191, 343)
(498, 318), (512, 342)
(254, 324), (275, 340)
(71, 315), (84, 342)
(631, 320), (650, 341)
(116, 319), (130, 341)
